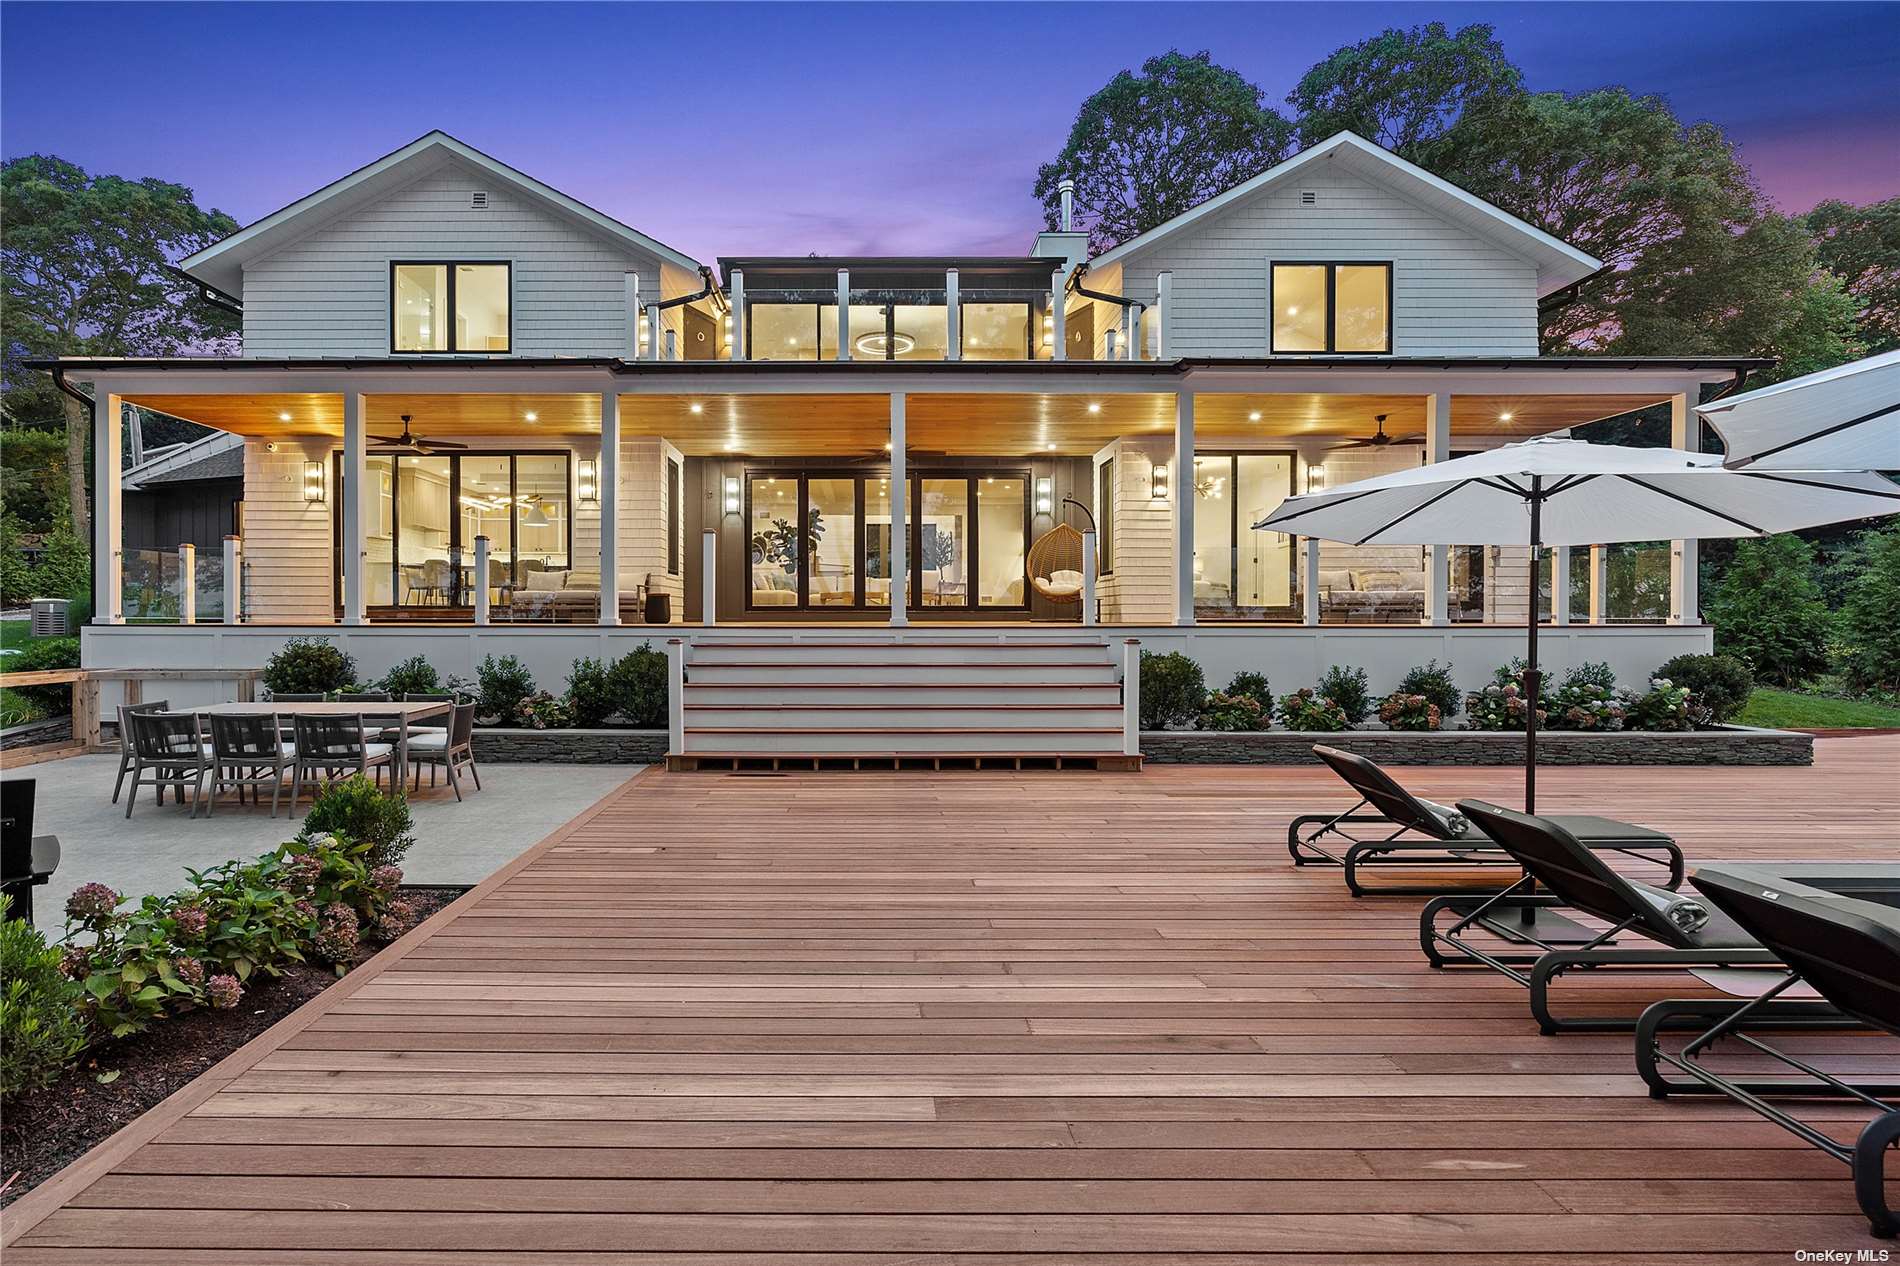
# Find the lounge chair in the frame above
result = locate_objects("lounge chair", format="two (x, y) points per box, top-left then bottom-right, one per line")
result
(1634, 863), (1900, 1238)
(1291, 745), (1684, 895)
(1419, 799), (1776, 1033)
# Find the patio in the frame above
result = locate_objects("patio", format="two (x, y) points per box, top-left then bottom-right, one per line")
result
(3, 737), (1894, 1257)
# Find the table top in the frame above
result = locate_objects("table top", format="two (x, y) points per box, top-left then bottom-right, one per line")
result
(189, 700), (453, 719)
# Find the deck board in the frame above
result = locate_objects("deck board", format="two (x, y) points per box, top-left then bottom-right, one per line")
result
(6, 735), (1896, 1259)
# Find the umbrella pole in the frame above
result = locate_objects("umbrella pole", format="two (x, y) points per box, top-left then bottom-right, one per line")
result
(1525, 477), (1542, 814)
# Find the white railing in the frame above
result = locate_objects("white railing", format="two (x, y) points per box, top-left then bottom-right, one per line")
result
(1121, 637), (1141, 757)
(666, 636), (687, 754)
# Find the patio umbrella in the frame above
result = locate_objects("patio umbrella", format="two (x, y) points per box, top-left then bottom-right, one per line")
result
(1255, 436), (1900, 811)
(1699, 349), (1900, 471)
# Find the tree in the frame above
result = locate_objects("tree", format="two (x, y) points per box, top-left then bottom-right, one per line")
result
(1035, 51), (1293, 252)
(0, 426), (71, 531)
(1288, 22), (1521, 162)
(1, 155), (239, 537)
(1805, 197), (1900, 354)
(1836, 525), (1900, 696)
(1704, 534), (1833, 687)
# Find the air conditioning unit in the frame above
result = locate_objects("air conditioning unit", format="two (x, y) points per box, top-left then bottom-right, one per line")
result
(30, 598), (70, 636)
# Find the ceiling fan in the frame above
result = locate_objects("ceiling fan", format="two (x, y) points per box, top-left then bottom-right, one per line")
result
(1330, 414), (1424, 449)
(368, 415), (468, 456)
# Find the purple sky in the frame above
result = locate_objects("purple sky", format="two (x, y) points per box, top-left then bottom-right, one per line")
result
(4, 2), (1896, 266)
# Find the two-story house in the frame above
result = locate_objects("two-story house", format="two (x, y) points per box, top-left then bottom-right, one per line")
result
(54, 129), (1762, 762)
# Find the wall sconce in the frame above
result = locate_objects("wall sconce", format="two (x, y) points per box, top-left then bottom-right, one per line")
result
(1307, 464), (1327, 493)
(723, 475), (741, 515)
(577, 458), (599, 505)
(1034, 476), (1053, 514)
(302, 460), (326, 503)
(1150, 462), (1170, 500)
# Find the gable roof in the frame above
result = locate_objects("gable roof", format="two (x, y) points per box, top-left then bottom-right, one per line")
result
(179, 131), (704, 296)
(122, 429), (244, 490)
(1087, 131), (1602, 295)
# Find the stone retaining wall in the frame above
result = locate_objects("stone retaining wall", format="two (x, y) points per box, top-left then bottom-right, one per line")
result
(473, 728), (669, 764)
(1, 716), (77, 752)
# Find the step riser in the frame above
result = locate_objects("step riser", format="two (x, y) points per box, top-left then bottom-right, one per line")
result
(690, 645), (1113, 666)
(689, 665), (1118, 685)
(684, 731), (1126, 755)
(684, 685), (1121, 706)
(685, 708), (1127, 730)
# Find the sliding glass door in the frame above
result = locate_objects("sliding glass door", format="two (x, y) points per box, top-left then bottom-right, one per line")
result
(1192, 452), (1298, 620)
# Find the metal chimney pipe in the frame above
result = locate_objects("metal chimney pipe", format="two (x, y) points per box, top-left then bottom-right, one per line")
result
(1058, 178), (1074, 233)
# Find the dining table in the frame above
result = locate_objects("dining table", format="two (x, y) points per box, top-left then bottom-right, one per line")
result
(192, 700), (453, 800)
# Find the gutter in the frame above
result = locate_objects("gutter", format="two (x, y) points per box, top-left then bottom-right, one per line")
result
(652, 265), (723, 316)
(1536, 264), (1613, 319)
(1066, 261), (1140, 312)
(162, 263), (243, 317)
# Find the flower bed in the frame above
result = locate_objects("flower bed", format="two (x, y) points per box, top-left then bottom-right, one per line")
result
(1141, 725), (1811, 766)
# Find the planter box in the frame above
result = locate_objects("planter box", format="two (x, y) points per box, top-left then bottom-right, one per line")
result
(1141, 725), (1812, 767)
(472, 727), (668, 764)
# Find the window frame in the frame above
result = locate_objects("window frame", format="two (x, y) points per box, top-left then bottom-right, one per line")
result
(389, 260), (513, 355)
(1268, 261), (1393, 355)
(1190, 448), (1301, 621)
(1096, 456), (1115, 575)
(665, 456), (682, 576)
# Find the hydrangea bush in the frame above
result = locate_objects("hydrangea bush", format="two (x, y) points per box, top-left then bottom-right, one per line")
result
(1275, 688), (1349, 732)
(1199, 691), (1270, 732)
(1378, 692), (1441, 731)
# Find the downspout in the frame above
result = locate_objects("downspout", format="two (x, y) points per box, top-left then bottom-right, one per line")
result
(1067, 262), (1143, 359)
(50, 364), (100, 624)
(644, 266), (722, 360)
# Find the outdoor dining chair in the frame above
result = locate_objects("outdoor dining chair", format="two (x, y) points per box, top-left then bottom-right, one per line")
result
(206, 712), (294, 818)
(123, 711), (213, 819)
(408, 701), (479, 800)
(267, 692), (326, 702)
(110, 699), (170, 804)
(336, 691), (391, 702)
(403, 691), (454, 734)
(289, 714), (395, 816)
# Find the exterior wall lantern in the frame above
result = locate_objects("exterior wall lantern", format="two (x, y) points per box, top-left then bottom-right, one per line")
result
(1150, 462), (1170, 501)
(1034, 476), (1053, 515)
(302, 460), (326, 503)
(1307, 463), (1327, 493)
(577, 458), (599, 505)
(723, 475), (741, 515)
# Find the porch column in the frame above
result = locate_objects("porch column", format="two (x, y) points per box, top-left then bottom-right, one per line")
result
(836, 270), (851, 361)
(645, 302), (663, 361)
(1172, 391), (1195, 626)
(1669, 391), (1699, 624)
(889, 392), (908, 626)
(701, 530), (718, 624)
(729, 269), (746, 362)
(472, 535), (491, 625)
(1424, 391), (1452, 626)
(623, 272), (640, 359)
(1050, 268), (1067, 360)
(1552, 546), (1572, 626)
(93, 387), (123, 624)
(1155, 271), (1173, 359)
(944, 269), (960, 361)
(342, 391), (367, 625)
(1302, 539), (1320, 626)
(177, 543), (196, 625)
(223, 535), (242, 625)
(598, 389), (621, 626)
(1588, 545), (1608, 624)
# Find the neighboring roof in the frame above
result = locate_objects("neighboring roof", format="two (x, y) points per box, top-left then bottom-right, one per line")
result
(1087, 131), (1604, 295)
(122, 429), (244, 489)
(179, 131), (705, 297)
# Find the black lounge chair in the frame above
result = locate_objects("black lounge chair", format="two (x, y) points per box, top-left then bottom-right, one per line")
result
(1420, 799), (1778, 1034)
(1635, 864), (1900, 1238)
(1291, 745), (1684, 896)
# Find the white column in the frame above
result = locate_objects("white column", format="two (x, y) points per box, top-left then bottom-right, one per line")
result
(728, 269), (745, 362)
(1669, 391), (1699, 624)
(889, 392), (908, 625)
(1589, 545), (1608, 624)
(1122, 638), (1141, 756)
(836, 269), (851, 361)
(1552, 545), (1572, 626)
(645, 302), (663, 362)
(623, 272), (640, 359)
(93, 386), (123, 624)
(1302, 538), (1320, 626)
(342, 391), (367, 625)
(1081, 529), (1097, 627)
(1424, 391), (1452, 626)
(472, 535), (491, 625)
(1103, 328), (1119, 360)
(666, 638), (686, 754)
(1172, 392), (1195, 626)
(177, 543), (196, 625)
(664, 328), (678, 361)
(1050, 269), (1067, 361)
(223, 535), (242, 625)
(598, 391), (620, 626)
(701, 529), (718, 624)
(1155, 271), (1173, 359)
(1123, 304), (1138, 360)
(944, 269), (960, 361)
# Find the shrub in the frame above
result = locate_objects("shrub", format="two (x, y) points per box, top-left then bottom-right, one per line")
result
(566, 656), (616, 727)
(1837, 526), (1900, 696)
(1316, 665), (1373, 724)
(378, 655), (440, 698)
(8, 634), (80, 714)
(475, 654), (537, 722)
(1706, 535), (1832, 686)
(1654, 653), (1754, 724)
(1, 895), (88, 1096)
(26, 524), (90, 604)
(263, 637), (357, 696)
(1377, 692), (1440, 731)
(1200, 691), (1269, 732)
(1276, 687), (1348, 732)
(1561, 661), (1618, 693)
(1465, 669), (1546, 731)
(1623, 677), (1712, 731)
(1546, 680), (1626, 731)
(1224, 671), (1272, 711)
(512, 691), (574, 730)
(1398, 660), (1460, 719)
(297, 775), (417, 869)
(607, 644), (670, 728)
(1139, 651), (1206, 730)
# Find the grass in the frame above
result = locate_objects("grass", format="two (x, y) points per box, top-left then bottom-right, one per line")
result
(0, 618), (27, 651)
(1739, 687), (1900, 730)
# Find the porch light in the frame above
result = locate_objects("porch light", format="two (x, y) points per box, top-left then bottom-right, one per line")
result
(1150, 462), (1170, 500)
(1249, 410), (1262, 422)
(689, 402), (704, 414)
(302, 461), (326, 503)
(723, 475), (741, 515)
(577, 458), (599, 505)
(278, 410), (292, 422)
(1034, 477), (1053, 514)
(1086, 402), (1101, 414)
(1307, 463), (1327, 493)
(524, 410), (538, 423)
(1499, 411), (1514, 422)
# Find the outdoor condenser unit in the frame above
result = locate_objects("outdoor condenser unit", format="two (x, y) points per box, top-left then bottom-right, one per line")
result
(29, 598), (71, 637)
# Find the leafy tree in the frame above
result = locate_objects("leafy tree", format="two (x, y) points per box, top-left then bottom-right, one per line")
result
(0, 426), (70, 530)
(1836, 525), (1900, 696)
(0, 515), (33, 605)
(2, 155), (239, 536)
(1288, 22), (1521, 162)
(1805, 197), (1900, 354)
(1704, 535), (1833, 687)
(26, 523), (91, 604)
(1035, 50), (1293, 252)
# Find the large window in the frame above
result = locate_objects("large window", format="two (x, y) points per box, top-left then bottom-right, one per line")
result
(746, 295), (1037, 360)
(1270, 262), (1391, 354)
(1192, 452), (1298, 619)
(392, 261), (511, 353)
(962, 301), (1032, 360)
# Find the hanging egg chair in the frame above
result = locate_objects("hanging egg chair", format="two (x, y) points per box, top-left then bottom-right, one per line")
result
(1026, 521), (1087, 604)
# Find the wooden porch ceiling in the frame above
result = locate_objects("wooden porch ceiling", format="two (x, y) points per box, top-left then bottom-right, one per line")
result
(123, 394), (602, 440)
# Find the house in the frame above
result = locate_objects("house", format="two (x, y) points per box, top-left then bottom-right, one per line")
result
(51, 130), (1760, 759)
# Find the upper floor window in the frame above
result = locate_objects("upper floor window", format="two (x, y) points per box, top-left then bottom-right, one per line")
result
(1270, 262), (1391, 354)
(392, 261), (511, 353)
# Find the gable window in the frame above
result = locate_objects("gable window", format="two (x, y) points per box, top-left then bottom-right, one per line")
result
(392, 261), (511, 353)
(1270, 262), (1391, 354)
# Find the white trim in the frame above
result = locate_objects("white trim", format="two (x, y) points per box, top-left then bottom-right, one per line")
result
(1088, 132), (1601, 294)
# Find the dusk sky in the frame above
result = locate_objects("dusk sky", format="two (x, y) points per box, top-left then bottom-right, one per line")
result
(4, 1), (1897, 266)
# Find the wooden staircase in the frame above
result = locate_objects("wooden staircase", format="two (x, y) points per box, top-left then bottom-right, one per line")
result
(669, 633), (1136, 771)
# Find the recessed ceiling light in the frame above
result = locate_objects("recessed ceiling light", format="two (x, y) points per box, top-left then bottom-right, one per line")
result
(1086, 402), (1101, 414)
(1249, 410), (1262, 422)
(883, 441), (893, 451)
(724, 441), (737, 451)
(277, 411), (292, 422)
(524, 410), (538, 423)
(1499, 411), (1514, 422)
(1046, 442), (1057, 451)
(689, 402), (704, 414)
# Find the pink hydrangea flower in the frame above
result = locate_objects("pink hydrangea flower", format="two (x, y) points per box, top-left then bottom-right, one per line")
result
(206, 975), (242, 1009)
(313, 902), (362, 963)
(59, 946), (90, 979)
(375, 897), (418, 941)
(174, 956), (206, 987)
(285, 852), (323, 890)
(64, 882), (121, 923)
(369, 864), (403, 891)
(171, 905), (208, 939)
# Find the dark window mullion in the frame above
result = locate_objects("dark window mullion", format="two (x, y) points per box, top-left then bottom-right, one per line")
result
(965, 479), (979, 610)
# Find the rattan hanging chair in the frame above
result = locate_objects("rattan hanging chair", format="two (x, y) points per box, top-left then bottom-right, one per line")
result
(1026, 521), (1088, 604)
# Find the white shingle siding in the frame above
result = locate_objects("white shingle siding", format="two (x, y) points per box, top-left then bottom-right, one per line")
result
(1116, 166), (1541, 358)
(240, 160), (666, 358)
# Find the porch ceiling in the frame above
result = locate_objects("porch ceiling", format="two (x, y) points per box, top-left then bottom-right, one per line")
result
(124, 393), (601, 439)
(1194, 392), (1676, 442)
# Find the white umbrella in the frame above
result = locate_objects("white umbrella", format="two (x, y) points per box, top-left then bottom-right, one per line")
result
(1699, 350), (1900, 471)
(1255, 436), (1900, 810)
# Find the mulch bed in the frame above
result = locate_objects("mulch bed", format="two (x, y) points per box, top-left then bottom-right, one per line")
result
(0, 886), (462, 1208)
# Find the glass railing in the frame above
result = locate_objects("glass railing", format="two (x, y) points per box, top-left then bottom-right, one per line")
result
(120, 547), (229, 623)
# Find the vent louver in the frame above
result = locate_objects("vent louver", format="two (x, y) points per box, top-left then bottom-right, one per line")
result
(1299, 190), (1318, 206)
(470, 191), (488, 208)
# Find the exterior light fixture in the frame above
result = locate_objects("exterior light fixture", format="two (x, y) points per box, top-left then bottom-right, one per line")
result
(883, 441), (893, 452)
(1086, 401), (1102, 414)
(277, 410), (292, 423)
(722, 475), (741, 514)
(577, 458), (599, 505)
(302, 460), (326, 503)
(524, 410), (539, 423)
(1034, 477), (1054, 514)
(689, 402), (704, 414)
(1249, 410), (1262, 422)
(1151, 462), (1170, 500)
(1499, 411), (1514, 422)
(1307, 463), (1327, 493)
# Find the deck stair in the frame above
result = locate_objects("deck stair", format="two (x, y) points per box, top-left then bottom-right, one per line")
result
(670, 632), (1135, 770)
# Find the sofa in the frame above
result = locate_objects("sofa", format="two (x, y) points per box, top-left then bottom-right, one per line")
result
(510, 568), (601, 621)
(1318, 567), (1425, 623)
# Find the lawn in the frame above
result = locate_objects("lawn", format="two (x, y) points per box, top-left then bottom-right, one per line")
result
(1, 617), (28, 651)
(1739, 687), (1900, 730)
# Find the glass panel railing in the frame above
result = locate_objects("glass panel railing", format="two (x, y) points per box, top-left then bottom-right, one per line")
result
(195, 552), (226, 623)
(1317, 544), (1428, 625)
(121, 548), (181, 623)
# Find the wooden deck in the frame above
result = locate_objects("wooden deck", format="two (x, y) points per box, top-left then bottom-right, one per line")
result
(6, 736), (1896, 1262)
